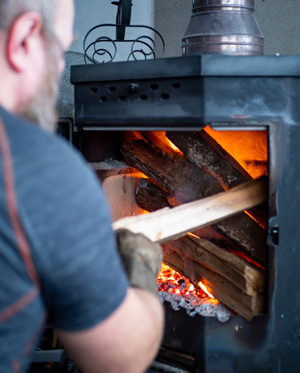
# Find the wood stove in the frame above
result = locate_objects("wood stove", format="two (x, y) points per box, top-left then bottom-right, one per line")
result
(69, 54), (300, 372)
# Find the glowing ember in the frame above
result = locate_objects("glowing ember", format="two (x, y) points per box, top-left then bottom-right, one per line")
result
(157, 263), (216, 300)
(187, 232), (265, 270)
(198, 282), (215, 299)
(144, 131), (183, 155)
(164, 137), (183, 154)
(227, 247), (266, 270)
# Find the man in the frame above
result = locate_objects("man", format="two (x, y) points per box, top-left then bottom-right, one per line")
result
(0, 0), (164, 372)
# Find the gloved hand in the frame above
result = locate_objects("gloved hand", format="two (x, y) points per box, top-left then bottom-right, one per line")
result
(115, 229), (163, 295)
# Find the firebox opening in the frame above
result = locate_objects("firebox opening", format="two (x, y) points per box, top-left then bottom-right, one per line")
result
(80, 124), (270, 322)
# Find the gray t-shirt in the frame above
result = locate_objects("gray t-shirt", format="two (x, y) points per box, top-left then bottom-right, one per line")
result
(0, 106), (129, 372)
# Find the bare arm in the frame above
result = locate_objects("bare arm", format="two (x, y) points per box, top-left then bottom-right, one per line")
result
(56, 287), (164, 373)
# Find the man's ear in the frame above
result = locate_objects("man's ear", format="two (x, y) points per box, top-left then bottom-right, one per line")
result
(6, 11), (43, 72)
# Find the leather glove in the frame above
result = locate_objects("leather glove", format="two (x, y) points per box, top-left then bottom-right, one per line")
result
(115, 229), (163, 295)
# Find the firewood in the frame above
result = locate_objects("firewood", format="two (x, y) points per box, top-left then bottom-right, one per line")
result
(136, 178), (170, 212)
(162, 244), (265, 321)
(166, 130), (251, 188)
(176, 235), (265, 295)
(120, 138), (267, 265)
(134, 159), (266, 320)
(113, 176), (268, 246)
(121, 138), (224, 203)
(136, 178), (265, 268)
(166, 130), (267, 228)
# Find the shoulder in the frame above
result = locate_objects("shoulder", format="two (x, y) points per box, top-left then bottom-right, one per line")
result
(2, 108), (85, 171)
(0, 107), (99, 194)
(0, 107), (115, 254)
(0, 109), (112, 231)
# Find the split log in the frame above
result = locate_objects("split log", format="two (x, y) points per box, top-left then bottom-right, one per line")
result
(120, 139), (267, 265)
(166, 130), (251, 189)
(113, 176), (267, 245)
(177, 235), (265, 295)
(163, 242), (265, 321)
(166, 130), (267, 228)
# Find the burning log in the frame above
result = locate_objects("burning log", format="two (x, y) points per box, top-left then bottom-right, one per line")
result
(136, 178), (170, 212)
(166, 130), (251, 189)
(121, 138), (224, 202)
(120, 138), (267, 265)
(172, 235), (265, 296)
(163, 240), (265, 321)
(166, 130), (267, 227)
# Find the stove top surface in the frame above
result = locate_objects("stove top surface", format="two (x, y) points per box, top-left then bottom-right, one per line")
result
(71, 54), (300, 84)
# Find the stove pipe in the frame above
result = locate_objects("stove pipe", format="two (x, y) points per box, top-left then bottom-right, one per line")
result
(182, 0), (264, 56)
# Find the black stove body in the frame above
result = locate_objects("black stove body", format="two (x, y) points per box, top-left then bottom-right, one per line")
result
(71, 55), (300, 372)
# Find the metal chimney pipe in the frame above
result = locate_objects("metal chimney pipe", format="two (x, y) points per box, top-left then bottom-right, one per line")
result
(182, 0), (264, 55)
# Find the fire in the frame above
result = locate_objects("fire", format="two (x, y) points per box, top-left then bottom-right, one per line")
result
(188, 232), (266, 270)
(128, 129), (268, 312)
(143, 131), (183, 155)
(204, 126), (268, 179)
(227, 247), (265, 270)
(145, 128), (268, 179)
(164, 136), (182, 154)
(198, 282), (215, 298)
(157, 263), (217, 300)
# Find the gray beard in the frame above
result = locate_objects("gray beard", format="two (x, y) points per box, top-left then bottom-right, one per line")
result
(16, 52), (60, 133)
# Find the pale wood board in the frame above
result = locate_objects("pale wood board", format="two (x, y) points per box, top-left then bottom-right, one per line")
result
(113, 177), (267, 244)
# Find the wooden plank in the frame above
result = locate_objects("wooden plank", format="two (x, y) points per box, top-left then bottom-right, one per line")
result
(113, 177), (268, 244)
(135, 177), (266, 265)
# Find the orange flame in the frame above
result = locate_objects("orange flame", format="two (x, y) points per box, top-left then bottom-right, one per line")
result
(144, 131), (183, 155)
(140, 129), (268, 306)
(204, 126), (268, 179)
(198, 282), (215, 298)
(164, 137), (183, 154)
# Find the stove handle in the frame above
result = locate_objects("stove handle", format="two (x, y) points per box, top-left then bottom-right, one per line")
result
(268, 216), (279, 246)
